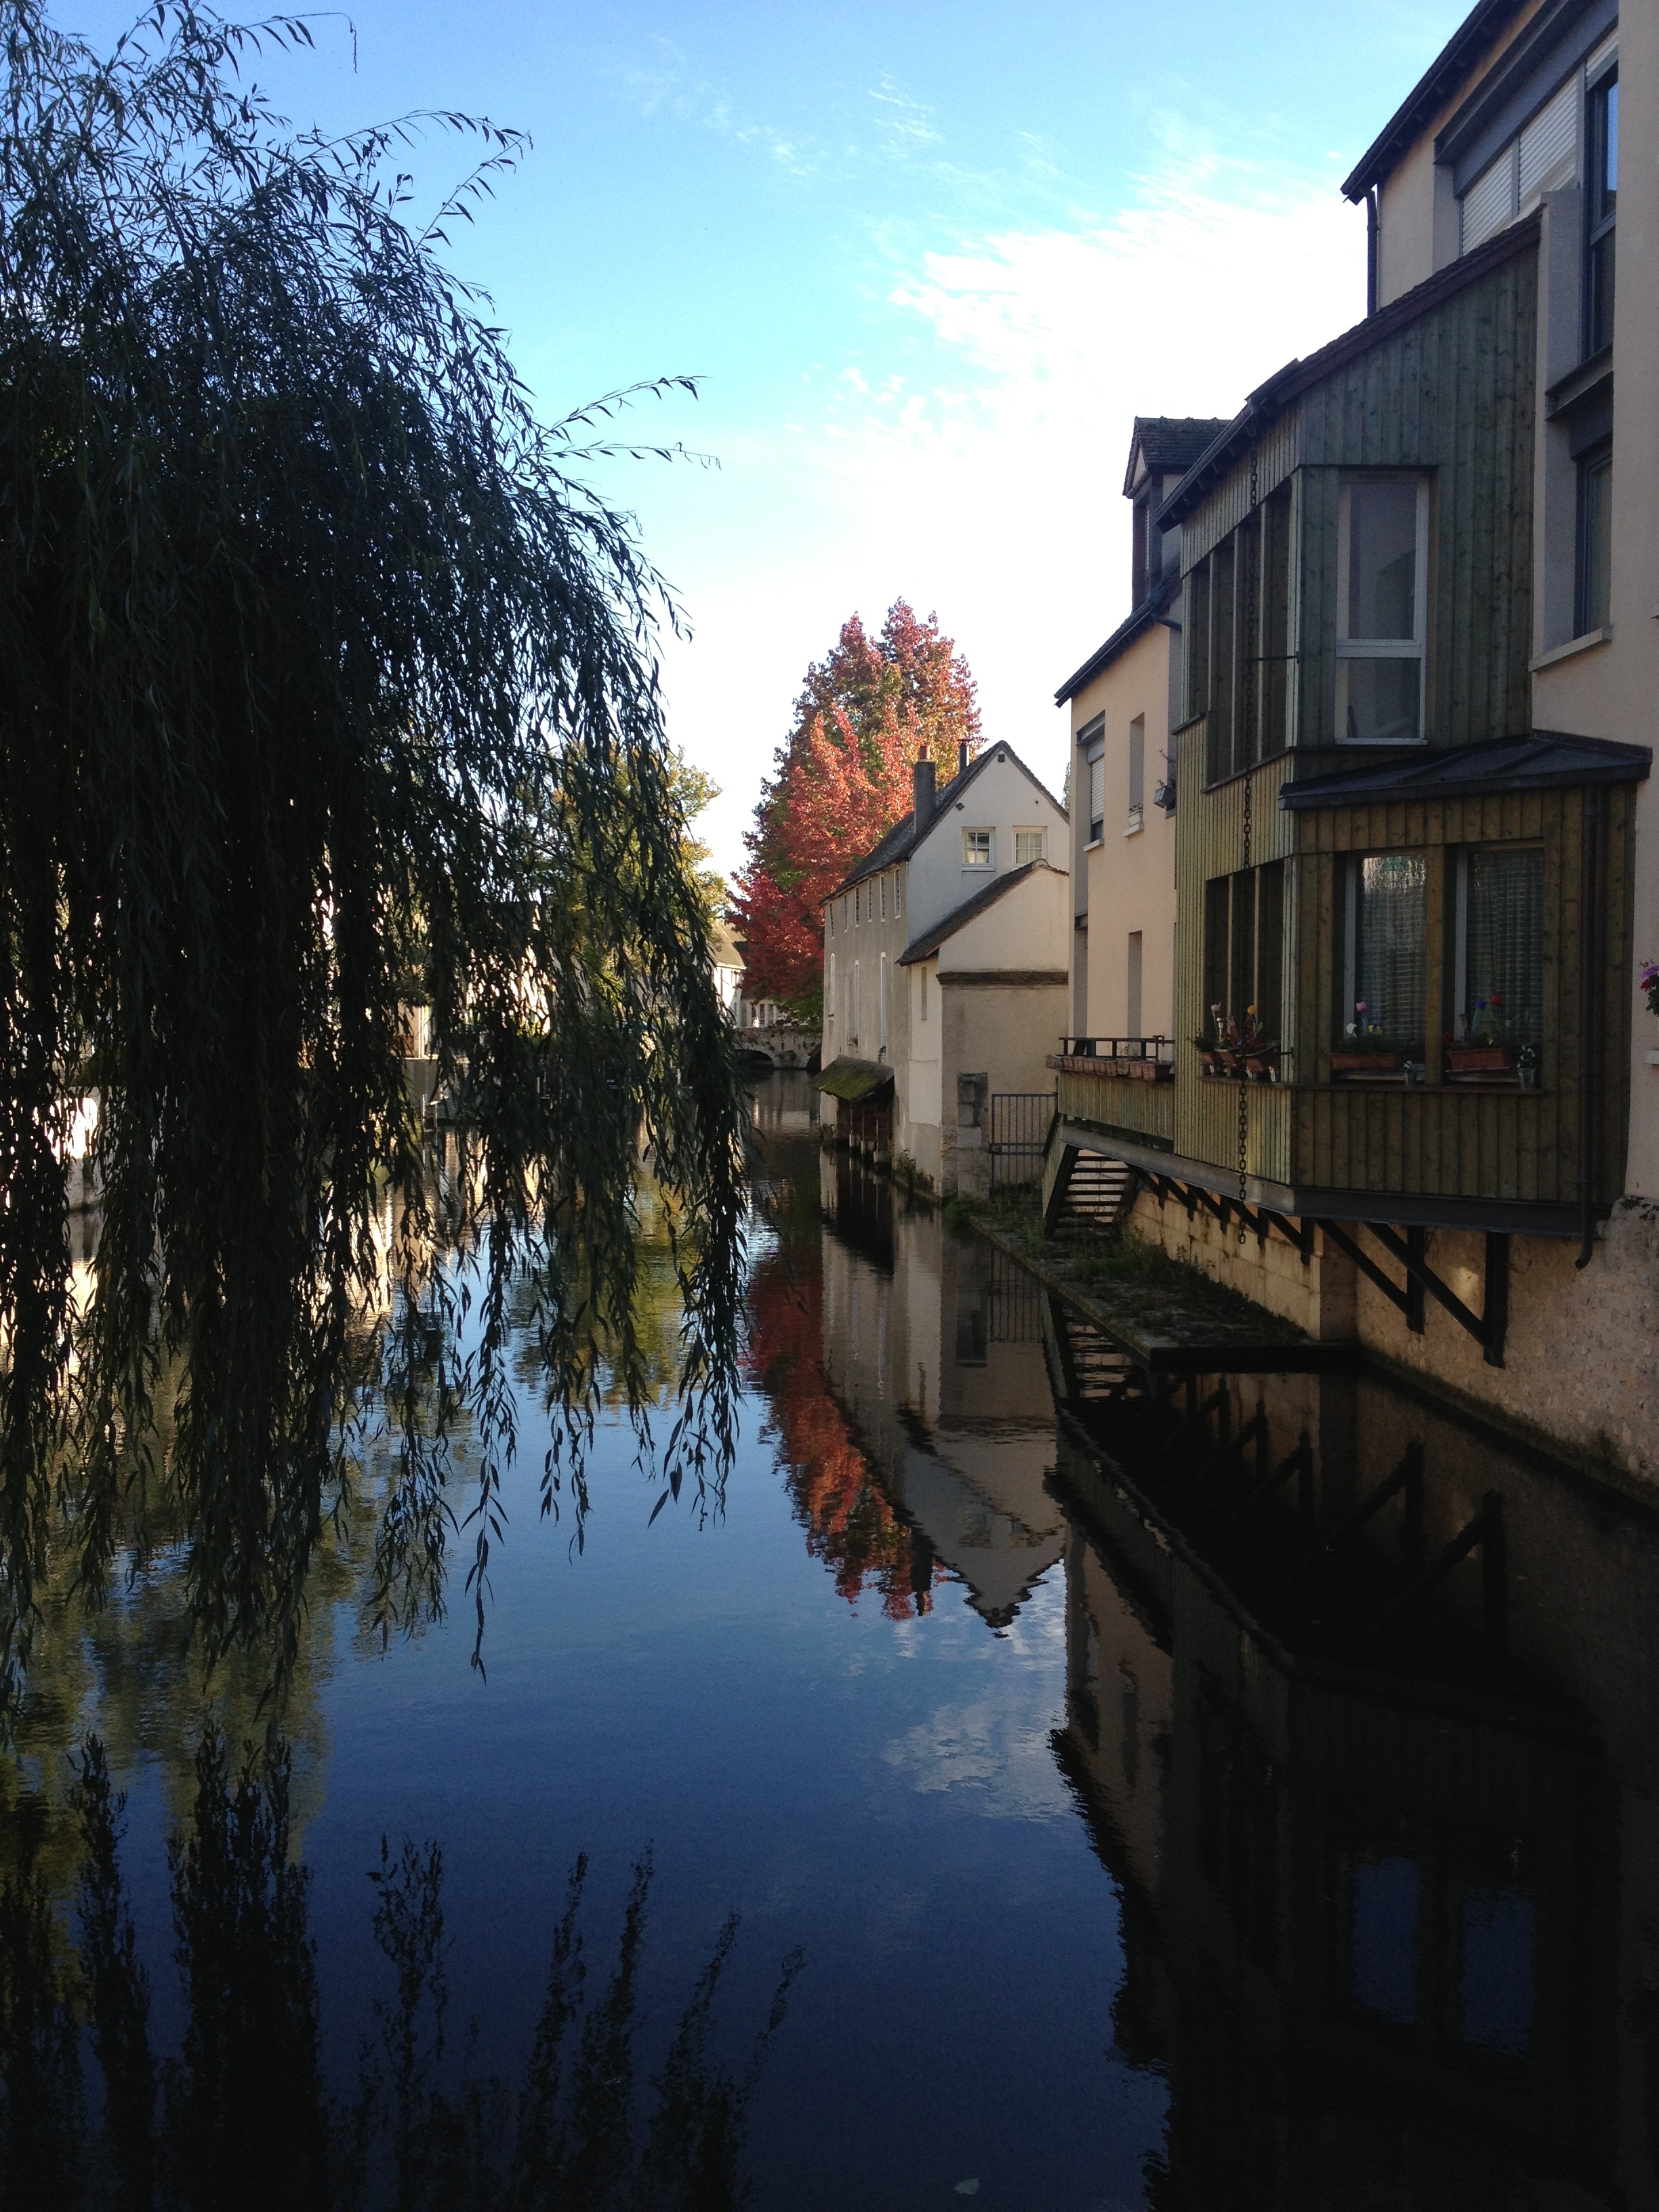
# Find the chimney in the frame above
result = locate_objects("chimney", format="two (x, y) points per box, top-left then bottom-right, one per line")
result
(913, 745), (936, 828)
(958, 739), (970, 776)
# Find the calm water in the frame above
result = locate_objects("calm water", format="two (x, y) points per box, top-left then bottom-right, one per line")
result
(9, 1069), (1659, 2207)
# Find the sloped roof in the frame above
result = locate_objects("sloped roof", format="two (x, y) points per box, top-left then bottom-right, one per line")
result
(1341, 0), (1528, 201)
(1124, 415), (1232, 495)
(708, 917), (744, 970)
(1279, 731), (1652, 811)
(826, 743), (1066, 901)
(897, 860), (1063, 965)
(1158, 214), (1540, 531)
(817, 1056), (895, 1102)
(1054, 569), (1180, 706)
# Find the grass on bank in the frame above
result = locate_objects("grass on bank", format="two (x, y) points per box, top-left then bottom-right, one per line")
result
(947, 1186), (1309, 1347)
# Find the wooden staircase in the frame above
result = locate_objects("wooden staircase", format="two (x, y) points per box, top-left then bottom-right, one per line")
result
(1042, 1136), (1138, 1235)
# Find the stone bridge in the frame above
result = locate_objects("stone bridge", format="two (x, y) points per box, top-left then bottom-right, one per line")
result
(734, 1023), (820, 1071)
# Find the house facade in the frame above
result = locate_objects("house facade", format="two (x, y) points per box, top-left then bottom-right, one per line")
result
(1050, 0), (1659, 1483)
(819, 742), (1069, 1195)
(1059, 418), (1228, 1057)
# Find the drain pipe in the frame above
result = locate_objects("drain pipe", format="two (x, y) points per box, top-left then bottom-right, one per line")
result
(1577, 790), (1601, 1268)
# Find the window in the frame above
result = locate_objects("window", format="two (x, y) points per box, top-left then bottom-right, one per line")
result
(894, 869), (902, 918)
(1345, 853), (1427, 1048)
(919, 963), (928, 1021)
(963, 828), (993, 868)
(1337, 478), (1428, 744)
(1586, 66), (1617, 355)
(1202, 863), (1284, 1040)
(1088, 752), (1105, 843)
(1576, 441), (1612, 634)
(1456, 846), (1543, 1047)
(1128, 717), (1145, 831)
(1015, 828), (1046, 865)
(840, 895), (847, 930)
(852, 960), (860, 1044)
(880, 954), (888, 1050)
(855, 885), (861, 924)
(828, 951), (836, 1019)
(880, 875), (886, 920)
(1126, 932), (1143, 1038)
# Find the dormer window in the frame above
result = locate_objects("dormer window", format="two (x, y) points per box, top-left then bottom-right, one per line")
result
(1336, 476), (1428, 744)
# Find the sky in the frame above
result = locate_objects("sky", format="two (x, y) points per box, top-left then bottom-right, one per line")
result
(71, 0), (1476, 874)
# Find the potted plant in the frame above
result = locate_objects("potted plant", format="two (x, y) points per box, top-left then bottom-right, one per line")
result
(1192, 1003), (1231, 1075)
(1517, 1041), (1538, 1089)
(1447, 994), (1517, 1075)
(1330, 1003), (1410, 1076)
(1642, 960), (1659, 1029)
(1238, 1004), (1280, 1082)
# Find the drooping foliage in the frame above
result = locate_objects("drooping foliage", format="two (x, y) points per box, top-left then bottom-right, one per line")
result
(736, 601), (979, 1020)
(0, 3), (748, 1696)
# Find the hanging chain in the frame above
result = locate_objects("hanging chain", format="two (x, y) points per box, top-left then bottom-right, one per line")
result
(1237, 1075), (1249, 1239)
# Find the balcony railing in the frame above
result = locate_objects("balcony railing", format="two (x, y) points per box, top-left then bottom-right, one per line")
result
(1058, 1036), (1174, 1080)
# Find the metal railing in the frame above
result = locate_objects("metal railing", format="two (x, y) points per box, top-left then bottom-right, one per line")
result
(988, 1090), (1057, 1191)
(1060, 1036), (1175, 1069)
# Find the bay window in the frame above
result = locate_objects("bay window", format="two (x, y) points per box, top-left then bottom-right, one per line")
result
(1337, 478), (1428, 744)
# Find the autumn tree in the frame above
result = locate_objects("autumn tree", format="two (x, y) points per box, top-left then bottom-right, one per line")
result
(736, 602), (979, 1021)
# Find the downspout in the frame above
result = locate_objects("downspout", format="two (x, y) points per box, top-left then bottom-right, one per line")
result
(1366, 188), (1379, 316)
(1577, 791), (1601, 1267)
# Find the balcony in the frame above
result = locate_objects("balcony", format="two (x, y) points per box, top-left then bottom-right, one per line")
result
(1052, 1038), (1176, 1151)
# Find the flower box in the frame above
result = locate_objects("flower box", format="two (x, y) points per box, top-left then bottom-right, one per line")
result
(1330, 1050), (1404, 1076)
(1446, 1044), (1515, 1075)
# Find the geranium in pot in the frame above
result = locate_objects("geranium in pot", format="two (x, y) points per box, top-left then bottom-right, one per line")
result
(1330, 1004), (1409, 1076)
(1238, 1003), (1280, 1082)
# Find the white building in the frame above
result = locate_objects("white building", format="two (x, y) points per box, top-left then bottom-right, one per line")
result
(818, 741), (1069, 1195)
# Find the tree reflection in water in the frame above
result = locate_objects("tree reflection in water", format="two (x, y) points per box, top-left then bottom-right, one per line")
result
(0, 1735), (800, 2211)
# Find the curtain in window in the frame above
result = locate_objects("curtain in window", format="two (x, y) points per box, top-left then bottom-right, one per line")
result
(1465, 846), (1544, 1044)
(1356, 854), (1427, 1044)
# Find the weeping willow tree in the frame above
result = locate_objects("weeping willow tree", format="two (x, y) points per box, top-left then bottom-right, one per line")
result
(0, 1), (748, 1696)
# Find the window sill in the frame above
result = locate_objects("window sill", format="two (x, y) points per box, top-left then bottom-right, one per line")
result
(1124, 812), (1144, 838)
(1530, 626), (1612, 671)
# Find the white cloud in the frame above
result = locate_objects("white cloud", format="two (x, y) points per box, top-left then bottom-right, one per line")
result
(652, 152), (1367, 876)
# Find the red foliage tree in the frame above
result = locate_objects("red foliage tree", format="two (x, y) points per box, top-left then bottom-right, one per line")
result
(736, 602), (979, 1021)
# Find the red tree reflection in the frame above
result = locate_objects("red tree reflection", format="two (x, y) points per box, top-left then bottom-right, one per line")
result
(746, 1246), (941, 1620)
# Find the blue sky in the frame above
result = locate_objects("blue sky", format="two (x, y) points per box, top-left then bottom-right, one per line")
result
(74, 0), (1474, 869)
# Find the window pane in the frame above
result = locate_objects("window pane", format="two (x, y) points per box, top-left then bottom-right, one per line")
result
(1015, 829), (1044, 865)
(1578, 449), (1612, 632)
(1088, 756), (1104, 837)
(1466, 846), (1544, 1045)
(1458, 1889), (1534, 2057)
(1355, 853), (1427, 1046)
(963, 829), (992, 867)
(1351, 1855), (1420, 2025)
(1347, 480), (1418, 639)
(1344, 658), (1421, 743)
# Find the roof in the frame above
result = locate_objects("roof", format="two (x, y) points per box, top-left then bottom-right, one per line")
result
(826, 743), (1067, 901)
(1279, 731), (1652, 811)
(708, 917), (744, 970)
(1054, 570), (1180, 706)
(1123, 415), (1232, 497)
(816, 1056), (895, 1103)
(897, 860), (1061, 965)
(1341, 0), (1527, 201)
(1158, 213), (1540, 529)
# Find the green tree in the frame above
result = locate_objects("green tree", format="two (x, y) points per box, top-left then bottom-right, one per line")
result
(0, 3), (746, 1694)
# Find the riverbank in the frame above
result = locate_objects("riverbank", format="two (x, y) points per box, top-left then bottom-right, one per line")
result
(951, 1187), (1353, 1373)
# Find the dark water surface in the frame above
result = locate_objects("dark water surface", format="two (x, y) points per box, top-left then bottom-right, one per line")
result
(9, 1069), (1659, 2207)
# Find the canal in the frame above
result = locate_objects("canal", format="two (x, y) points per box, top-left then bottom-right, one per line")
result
(6, 1068), (1659, 2207)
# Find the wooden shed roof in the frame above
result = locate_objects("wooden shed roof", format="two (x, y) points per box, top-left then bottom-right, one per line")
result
(1279, 731), (1652, 811)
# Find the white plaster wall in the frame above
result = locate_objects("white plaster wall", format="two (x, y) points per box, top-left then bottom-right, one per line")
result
(1065, 622), (1179, 1044)
(937, 859), (1071, 979)
(905, 749), (1067, 942)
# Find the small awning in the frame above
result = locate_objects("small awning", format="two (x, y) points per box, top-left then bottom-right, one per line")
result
(1279, 730), (1652, 811)
(817, 1057), (895, 1103)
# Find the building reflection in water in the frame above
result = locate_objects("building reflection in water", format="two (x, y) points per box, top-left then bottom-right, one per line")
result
(756, 1153), (1659, 2207)
(748, 1152), (1063, 1630)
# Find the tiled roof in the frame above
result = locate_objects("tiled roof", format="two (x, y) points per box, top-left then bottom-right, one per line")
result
(1279, 731), (1652, 811)
(816, 1056), (894, 1102)
(1126, 415), (1232, 493)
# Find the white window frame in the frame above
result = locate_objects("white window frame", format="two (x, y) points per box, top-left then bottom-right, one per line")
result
(1336, 475), (1430, 745)
(880, 954), (888, 1051)
(829, 951), (836, 1021)
(962, 827), (994, 870)
(1014, 827), (1046, 866)
(852, 959), (860, 1044)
